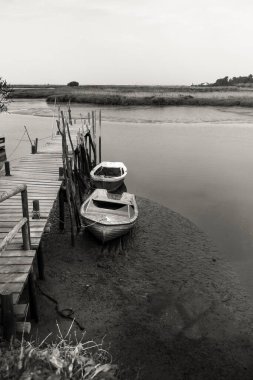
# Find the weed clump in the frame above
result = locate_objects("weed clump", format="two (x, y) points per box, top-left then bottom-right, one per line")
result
(0, 322), (117, 380)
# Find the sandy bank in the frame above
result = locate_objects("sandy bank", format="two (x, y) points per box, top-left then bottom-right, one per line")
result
(31, 196), (253, 380)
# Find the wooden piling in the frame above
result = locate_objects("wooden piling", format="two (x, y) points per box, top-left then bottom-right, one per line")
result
(35, 138), (38, 153)
(1, 294), (16, 341)
(61, 111), (76, 246)
(28, 270), (39, 322)
(92, 111), (95, 140)
(5, 161), (10, 176)
(37, 242), (45, 280)
(99, 109), (102, 163)
(59, 186), (65, 230)
(32, 200), (40, 219)
(21, 187), (31, 249)
(68, 104), (72, 125)
(58, 167), (64, 181)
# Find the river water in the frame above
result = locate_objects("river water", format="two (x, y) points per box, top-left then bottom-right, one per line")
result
(1, 99), (253, 296)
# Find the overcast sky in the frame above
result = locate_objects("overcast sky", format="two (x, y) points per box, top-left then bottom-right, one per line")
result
(1, 0), (253, 85)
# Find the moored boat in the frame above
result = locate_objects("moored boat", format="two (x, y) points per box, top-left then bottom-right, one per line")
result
(90, 161), (127, 192)
(80, 189), (138, 243)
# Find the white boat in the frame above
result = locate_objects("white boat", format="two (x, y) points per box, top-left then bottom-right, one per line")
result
(80, 189), (138, 243)
(90, 161), (127, 192)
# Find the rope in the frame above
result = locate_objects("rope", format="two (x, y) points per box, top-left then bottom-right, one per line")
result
(39, 135), (53, 141)
(6, 134), (52, 163)
(9, 154), (32, 163)
(7, 131), (26, 160)
(81, 219), (105, 228)
(36, 282), (85, 331)
(52, 212), (105, 229)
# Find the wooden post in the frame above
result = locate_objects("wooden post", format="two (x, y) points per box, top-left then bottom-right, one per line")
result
(99, 110), (102, 163)
(61, 112), (76, 245)
(58, 167), (64, 181)
(56, 119), (61, 135)
(35, 138), (38, 153)
(31, 145), (36, 154)
(5, 161), (10, 176)
(37, 242), (45, 280)
(68, 105), (72, 125)
(88, 135), (91, 162)
(91, 111), (95, 140)
(22, 221), (30, 251)
(21, 188), (31, 249)
(32, 200), (40, 219)
(88, 133), (96, 166)
(94, 110), (97, 137)
(88, 112), (90, 125)
(1, 294), (16, 341)
(59, 186), (65, 230)
(28, 270), (38, 322)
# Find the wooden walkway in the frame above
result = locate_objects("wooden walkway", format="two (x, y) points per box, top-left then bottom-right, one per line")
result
(0, 122), (83, 335)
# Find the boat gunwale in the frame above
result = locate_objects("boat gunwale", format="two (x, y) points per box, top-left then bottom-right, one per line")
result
(90, 161), (127, 183)
(80, 189), (138, 226)
(82, 215), (138, 227)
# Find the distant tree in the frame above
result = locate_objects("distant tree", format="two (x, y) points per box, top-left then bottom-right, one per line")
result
(213, 76), (229, 86)
(212, 74), (253, 86)
(0, 77), (12, 111)
(67, 81), (79, 87)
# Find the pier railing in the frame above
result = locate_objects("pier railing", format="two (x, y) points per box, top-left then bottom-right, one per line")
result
(0, 184), (31, 251)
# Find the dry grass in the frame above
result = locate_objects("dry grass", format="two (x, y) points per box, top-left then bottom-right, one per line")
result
(0, 321), (117, 380)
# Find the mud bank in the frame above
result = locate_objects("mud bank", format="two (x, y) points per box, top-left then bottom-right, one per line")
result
(31, 197), (253, 380)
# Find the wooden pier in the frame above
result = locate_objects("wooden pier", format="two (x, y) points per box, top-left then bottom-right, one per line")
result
(0, 110), (100, 339)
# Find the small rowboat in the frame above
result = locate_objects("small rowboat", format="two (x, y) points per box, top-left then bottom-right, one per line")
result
(80, 189), (138, 243)
(90, 161), (127, 192)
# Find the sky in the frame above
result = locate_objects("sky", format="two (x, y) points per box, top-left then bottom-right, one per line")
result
(1, 0), (253, 85)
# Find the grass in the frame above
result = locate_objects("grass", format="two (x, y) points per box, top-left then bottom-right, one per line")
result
(9, 84), (253, 107)
(0, 321), (117, 380)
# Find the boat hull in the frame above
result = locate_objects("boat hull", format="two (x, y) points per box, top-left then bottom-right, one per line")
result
(83, 217), (136, 243)
(91, 178), (124, 192)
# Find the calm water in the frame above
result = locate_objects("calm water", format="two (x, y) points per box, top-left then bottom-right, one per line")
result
(2, 99), (253, 296)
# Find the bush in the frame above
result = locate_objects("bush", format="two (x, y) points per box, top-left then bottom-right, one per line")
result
(67, 81), (79, 87)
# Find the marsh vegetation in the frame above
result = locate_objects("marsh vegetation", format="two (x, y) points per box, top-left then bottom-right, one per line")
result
(11, 84), (253, 107)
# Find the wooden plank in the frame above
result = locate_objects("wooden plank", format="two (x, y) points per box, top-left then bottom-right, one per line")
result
(13, 303), (28, 318)
(0, 282), (24, 294)
(0, 293), (19, 304)
(0, 257), (34, 265)
(16, 322), (31, 334)
(0, 299), (28, 320)
(6, 238), (40, 246)
(0, 250), (35, 257)
(0, 265), (31, 273)
(0, 227), (45, 233)
(0, 273), (28, 283)
(0, 231), (45, 239)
